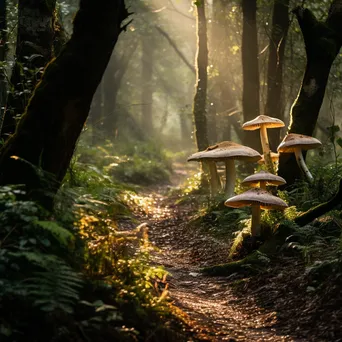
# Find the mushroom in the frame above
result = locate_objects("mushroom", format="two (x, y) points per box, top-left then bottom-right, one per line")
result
(187, 156), (221, 196)
(277, 133), (322, 183)
(241, 170), (286, 190)
(242, 115), (285, 174)
(257, 152), (279, 167)
(188, 141), (262, 197)
(225, 188), (288, 236)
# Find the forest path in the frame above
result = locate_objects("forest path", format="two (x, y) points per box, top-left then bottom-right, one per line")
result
(133, 168), (304, 342)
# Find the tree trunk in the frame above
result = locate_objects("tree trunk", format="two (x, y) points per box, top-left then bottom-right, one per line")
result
(193, 1), (209, 152)
(53, 6), (68, 56)
(0, 0), (129, 206)
(278, 2), (342, 186)
(102, 41), (138, 139)
(241, 0), (261, 152)
(89, 84), (103, 146)
(266, 0), (289, 151)
(0, 0), (7, 134)
(211, 0), (237, 143)
(193, 1), (211, 189)
(2, 0), (57, 140)
(141, 37), (154, 135)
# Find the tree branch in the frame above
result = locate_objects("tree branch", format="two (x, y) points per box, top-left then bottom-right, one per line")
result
(295, 179), (342, 226)
(155, 25), (196, 74)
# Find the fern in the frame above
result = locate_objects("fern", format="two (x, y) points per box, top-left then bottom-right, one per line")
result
(24, 261), (83, 314)
(8, 251), (62, 269)
(34, 220), (75, 247)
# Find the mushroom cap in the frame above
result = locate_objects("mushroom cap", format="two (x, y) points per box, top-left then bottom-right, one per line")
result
(241, 170), (286, 187)
(277, 133), (322, 153)
(242, 115), (285, 131)
(224, 188), (288, 210)
(257, 152), (279, 165)
(187, 141), (262, 163)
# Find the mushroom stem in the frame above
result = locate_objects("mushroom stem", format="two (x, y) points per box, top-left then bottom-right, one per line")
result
(224, 159), (236, 197)
(207, 161), (221, 195)
(259, 181), (267, 190)
(294, 148), (314, 183)
(251, 205), (261, 237)
(260, 125), (275, 174)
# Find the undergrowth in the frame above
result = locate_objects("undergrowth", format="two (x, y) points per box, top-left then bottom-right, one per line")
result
(0, 158), (188, 341)
(190, 159), (342, 280)
(76, 139), (172, 186)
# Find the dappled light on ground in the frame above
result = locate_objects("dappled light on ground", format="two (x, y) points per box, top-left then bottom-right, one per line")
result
(123, 187), (305, 341)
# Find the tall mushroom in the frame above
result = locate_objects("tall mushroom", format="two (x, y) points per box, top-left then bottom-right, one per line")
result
(277, 133), (322, 183)
(242, 115), (285, 174)
(225, 188), (288, 236)
(241, 170), (286, 190)
(188, 141), (261, 197)
(258, 152), (279, 168)
(187, 155), (221, 196)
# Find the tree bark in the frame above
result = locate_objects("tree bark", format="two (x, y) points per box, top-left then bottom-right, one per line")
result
(241, 0), (261, 152)
(0, 0), (7, 135)
(266, 0), (289, 151)
(2, 0), (57, 140)
(0, 0), (129, 206)
(278, 1), (342, 186)
(211, 0), (237, 143)
(193, 1), (209, 152)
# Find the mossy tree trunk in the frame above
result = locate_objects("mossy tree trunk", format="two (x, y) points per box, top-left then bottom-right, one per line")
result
(278, 2), (342, 185)
(193, 0), (209, 152)
(193, 1), (211, 190)
(241, 0), (261, 152)
(0, 0), (129, 205)
(0, 0), (7, 134)
(266, 0), (289, 151)
(2, 0), (57, 140)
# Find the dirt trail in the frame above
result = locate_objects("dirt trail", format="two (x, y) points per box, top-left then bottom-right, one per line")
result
(136, 186), (305, 342)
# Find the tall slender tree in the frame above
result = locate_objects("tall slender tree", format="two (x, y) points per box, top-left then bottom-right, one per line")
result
(265, 0), (290, 151)
(241, 0), (261, 151)
(141, 37), (154, 134)
(2, 0), (57, 139)
(193, 0), (209, 152)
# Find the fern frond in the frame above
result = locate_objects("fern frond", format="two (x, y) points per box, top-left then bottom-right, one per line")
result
(34, 220), (75, 247)
(24, 262), (84, 314)
(8, 251), (61, 269)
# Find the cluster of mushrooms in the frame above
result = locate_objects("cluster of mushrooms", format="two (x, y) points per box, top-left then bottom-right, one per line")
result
(188, 115), (322, 237)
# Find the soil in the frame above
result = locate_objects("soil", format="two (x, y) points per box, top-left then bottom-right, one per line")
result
(121, 167), (342, 342)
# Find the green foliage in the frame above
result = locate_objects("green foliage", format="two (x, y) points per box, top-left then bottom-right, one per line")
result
(280, 159), (342, 211)
(24, 262), (83, 314)
(35, 220), (75, 247)
(0, 177), (174, 341)
(0, 185), (84, 341)
(75, 140), (172, 186)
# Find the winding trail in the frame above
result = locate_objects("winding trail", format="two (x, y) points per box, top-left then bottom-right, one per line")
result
(133, 184), (305, 342)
